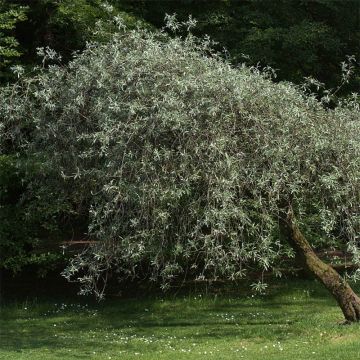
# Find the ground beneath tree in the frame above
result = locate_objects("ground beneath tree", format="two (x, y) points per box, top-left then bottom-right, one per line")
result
(1, 279), (360, 360)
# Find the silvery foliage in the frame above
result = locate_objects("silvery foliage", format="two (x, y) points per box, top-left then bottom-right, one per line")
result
(300, 55), (358, 106)
(1, 16), (359, 298)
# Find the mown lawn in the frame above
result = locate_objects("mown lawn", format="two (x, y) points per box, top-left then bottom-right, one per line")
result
(1, 279), (360, 360)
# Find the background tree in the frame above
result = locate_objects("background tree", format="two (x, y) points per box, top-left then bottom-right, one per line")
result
(1, 19), (359, 321)
(116, 0), (360, 95)
(1, 1), (358, 92)
(0, 0), (27, 81)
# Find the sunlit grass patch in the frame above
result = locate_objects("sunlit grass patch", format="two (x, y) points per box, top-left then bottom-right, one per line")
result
(1, 279), (360, 359)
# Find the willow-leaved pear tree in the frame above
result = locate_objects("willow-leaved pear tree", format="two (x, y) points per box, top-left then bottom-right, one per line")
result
(1, 17), (360, 321)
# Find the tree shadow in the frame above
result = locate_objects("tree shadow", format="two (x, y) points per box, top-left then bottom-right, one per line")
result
(0, 278), (349, 354)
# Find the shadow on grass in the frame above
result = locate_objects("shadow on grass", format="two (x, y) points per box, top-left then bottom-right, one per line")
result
(0, 278), (351, 354)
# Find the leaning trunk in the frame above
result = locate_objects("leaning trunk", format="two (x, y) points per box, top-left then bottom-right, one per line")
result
(281, 206), (360, 323)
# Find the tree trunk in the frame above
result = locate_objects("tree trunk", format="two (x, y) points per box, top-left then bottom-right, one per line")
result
(281, 205), (360, 323)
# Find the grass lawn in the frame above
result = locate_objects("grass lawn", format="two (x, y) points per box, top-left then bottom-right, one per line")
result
(1, 279), (360, 359)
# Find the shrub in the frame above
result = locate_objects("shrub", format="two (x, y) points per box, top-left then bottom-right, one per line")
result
(1, 18), (359, 297)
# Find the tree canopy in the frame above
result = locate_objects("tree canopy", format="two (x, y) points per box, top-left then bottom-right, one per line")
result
(1, 20), (359, 303)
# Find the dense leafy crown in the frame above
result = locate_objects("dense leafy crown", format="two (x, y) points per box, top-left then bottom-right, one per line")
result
(1, 18), (359, 297)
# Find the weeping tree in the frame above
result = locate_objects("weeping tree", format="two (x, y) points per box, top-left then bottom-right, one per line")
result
(1, 17), (360, 321)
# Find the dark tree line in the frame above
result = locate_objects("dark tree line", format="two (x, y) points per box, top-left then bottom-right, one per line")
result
(118, 0), (360, 94)
(1, 1), (359, 91)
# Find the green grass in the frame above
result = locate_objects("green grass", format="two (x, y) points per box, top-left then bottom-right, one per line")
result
(2, 279), (360, 360)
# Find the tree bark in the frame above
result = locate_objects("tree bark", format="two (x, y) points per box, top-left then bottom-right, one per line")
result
(281, 205), (360, 323)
